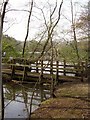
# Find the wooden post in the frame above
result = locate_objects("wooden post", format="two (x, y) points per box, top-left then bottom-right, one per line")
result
(22, 59), (27, 81)
(55, 61), (59, 85)
(85, 60), (88, 78)
(22, 66), (27, 81)
(36, 61), (38, 73)
(39, 60), (43, 84)
(41, 60), (43, 76)
(64, 59), (66, 76)
(81, 62), (84, 82)
(50, 60), (55, 98)
(50, 60), (53, 75)
(11, 59), (15, 80)
(29, 62), (31, 72)
(39, 84), (44, 102)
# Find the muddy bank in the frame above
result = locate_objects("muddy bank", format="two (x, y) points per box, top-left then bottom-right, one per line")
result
(31, 82), (89, 119)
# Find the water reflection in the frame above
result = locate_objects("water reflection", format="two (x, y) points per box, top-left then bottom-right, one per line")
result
(3, 81), (51, 118)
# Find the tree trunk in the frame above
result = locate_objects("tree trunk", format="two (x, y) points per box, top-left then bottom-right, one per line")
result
(0, 1), (9, 119)
(71, 0), (80, 63)
(22, 0), (33, 57)
(87, 1), (90, 86)
(0, 11), (3, 120)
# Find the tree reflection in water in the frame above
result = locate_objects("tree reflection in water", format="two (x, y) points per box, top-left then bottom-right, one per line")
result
(3, 81), (51, 118)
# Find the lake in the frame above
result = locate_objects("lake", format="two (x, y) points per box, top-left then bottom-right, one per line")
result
(3, 81), (51, 119)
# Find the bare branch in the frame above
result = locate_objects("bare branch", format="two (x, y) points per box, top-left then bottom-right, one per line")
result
(3, 22), (15, 33)
(51, 0), (63, 34)
(36, 6), (48, 31)
(37, 0), (63, 60)
(30, 30), (47, 58)
(50, 0), (57, 19)
(5, 9), (30, 13)
(71, 0), (80, 62)
(22, 0), (34, 57)
(1, 0), (9, 29)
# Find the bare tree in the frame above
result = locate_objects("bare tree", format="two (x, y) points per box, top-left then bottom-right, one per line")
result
(22, 0), (34, 57)
(71, 0), (80, 63)
(29, 30), (47, 59)
(35, 0), (63, 97)
(37, 0), (63, 60)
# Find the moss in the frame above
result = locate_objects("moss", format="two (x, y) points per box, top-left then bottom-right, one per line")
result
(41, 98), (53, 105)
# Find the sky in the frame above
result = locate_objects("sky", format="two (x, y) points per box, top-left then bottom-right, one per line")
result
(2, 0), (88, 41)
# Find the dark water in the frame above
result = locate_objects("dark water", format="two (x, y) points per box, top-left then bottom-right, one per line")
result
(3, 81), (51, 118)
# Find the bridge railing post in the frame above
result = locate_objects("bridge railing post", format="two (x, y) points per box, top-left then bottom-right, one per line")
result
(11, 59), (15, 80)
(50, 60), (56, 98)
(64, 59), (66, 76)
(22, 66), (27, 81)
(36, 61), (38, 73)
(50, 60), (53, 75)
(55, 61), (59, 85)
(39, 60), (43, 84)
(81, 62), (84, 82)
(85, 60), (88, 78)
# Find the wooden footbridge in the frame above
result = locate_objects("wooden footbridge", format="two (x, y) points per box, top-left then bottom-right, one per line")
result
(2, 58), (88, 84)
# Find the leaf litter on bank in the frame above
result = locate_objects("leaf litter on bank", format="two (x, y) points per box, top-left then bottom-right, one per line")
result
(31, 82), (89, 119)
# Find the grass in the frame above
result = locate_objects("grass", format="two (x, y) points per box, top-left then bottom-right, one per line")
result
(55, 82), (88, 98)
(31, 82), (89, 119)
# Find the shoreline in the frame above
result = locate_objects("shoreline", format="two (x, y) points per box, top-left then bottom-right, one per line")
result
(31, 81), (89, 119)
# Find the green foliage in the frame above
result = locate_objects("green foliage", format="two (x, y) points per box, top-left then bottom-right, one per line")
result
(2, 35), (22, 61)
(57, 40), (88, 62)
(2, 35), (87, 63)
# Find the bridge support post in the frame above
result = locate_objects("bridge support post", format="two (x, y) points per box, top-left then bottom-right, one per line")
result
(50, 60), (55, 98)
(64, 60), (66, 76)
(81, 62), (84, 82)
(11, 59), (15, 80)
(39, 60), (43, 84)
(55, 61), (59, 85)
(36, 61), (38, 73)
(22, 66), (27, 81)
